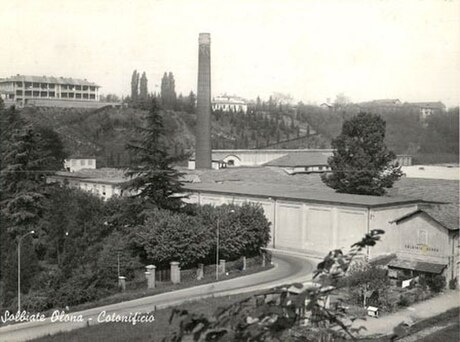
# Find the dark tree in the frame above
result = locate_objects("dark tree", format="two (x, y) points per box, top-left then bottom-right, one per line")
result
(0, 106), (56, 307)
(256, 96), (262, 111)
(131, 70), (139, 102)
(123, 100), (185, 211)
(160, 72), (177, 109)
(186, 91), (196, 114)
(139, 72), (148, 101)
(321, 112), (403, 196)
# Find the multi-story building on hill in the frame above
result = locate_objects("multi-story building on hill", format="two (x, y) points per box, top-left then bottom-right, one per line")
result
(212, 95), (247, 113)
(409, 101), (446, 120)
(0, 75), (101, 108)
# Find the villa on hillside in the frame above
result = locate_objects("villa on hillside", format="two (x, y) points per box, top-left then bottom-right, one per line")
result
(0, 74), (121, 109)
(212, 95), (248, 113)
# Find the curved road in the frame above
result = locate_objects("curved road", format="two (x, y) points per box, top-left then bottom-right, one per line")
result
(0, 251), (315, 342)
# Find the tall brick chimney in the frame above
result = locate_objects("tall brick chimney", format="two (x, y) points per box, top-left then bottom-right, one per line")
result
(196, 33), (212, 169)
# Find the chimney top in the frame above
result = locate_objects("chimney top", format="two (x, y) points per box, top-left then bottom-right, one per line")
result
(199, 33), (211, 45)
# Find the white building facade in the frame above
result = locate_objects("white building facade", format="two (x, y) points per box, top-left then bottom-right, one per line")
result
(0, 75), (100, 107)
(212, 95), (248, 113)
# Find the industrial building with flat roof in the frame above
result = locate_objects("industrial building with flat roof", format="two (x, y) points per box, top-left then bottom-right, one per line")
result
(46, 165), (459, 284)
(0, 74), (101, 108)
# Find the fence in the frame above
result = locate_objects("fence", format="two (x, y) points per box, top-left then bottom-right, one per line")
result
(124, 252), (271, 290)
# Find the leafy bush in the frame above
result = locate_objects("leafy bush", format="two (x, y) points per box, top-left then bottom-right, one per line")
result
(398, 294), (410, 307)
(196, 203), (271, 261)
(448, 277), (457, 290)
(339, 262), (390, 307)
(131, 208), (213, 269)
(426, 275), (446, 293)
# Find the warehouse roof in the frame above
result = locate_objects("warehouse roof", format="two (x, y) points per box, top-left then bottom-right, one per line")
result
(183, 182), (433, 208)
(0, 75), (100, 87)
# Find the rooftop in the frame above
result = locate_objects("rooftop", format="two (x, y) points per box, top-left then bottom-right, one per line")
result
(388, 258), (446, 274)
(392, 208), (459, 231)
(0, 75), (100, 87)
(264, 151), (332, 167)
(183, 182), (430, 208)
(408, 101), (446, 109)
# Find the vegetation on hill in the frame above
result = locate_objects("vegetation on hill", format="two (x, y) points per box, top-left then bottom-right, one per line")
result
(297, 103), (459, 164)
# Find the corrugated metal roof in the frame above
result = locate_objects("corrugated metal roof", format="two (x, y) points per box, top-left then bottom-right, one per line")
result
(183, 182), (427, 208)
(0, 75), (100, 87)
(264, 151), (332, 167)
(388, 258), (446, 274)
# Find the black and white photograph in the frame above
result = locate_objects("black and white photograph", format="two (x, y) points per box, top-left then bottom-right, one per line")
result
(0, 0), (459, 341)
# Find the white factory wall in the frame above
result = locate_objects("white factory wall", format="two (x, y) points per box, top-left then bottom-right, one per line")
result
(184, 191), (379, 257)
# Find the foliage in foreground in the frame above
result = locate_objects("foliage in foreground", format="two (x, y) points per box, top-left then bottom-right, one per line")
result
(165, 230), (385, 341)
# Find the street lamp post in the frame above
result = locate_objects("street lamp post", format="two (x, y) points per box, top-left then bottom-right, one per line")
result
(18, 230), (35, 313)
(216, 218), (220, 281)
(216, 209), (235, 281)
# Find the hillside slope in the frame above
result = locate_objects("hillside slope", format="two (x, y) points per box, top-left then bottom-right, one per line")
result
(20, 106), (324, 167)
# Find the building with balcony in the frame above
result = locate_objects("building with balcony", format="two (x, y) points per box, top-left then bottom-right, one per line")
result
(0, 75), (101, 108)
(212, 95), (247, 113)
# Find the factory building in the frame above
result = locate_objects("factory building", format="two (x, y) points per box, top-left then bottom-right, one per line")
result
(183, 182), (458, 283)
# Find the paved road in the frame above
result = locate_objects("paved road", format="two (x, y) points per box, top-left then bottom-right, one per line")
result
(0, 252), (315, 342)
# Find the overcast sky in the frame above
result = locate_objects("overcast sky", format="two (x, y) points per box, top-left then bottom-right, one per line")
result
(1, 0), (459, 106)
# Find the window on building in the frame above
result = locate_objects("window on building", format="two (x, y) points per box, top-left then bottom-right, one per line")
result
(49, 92), (55, 97)
(418, 230), (428, 245)
(61, 93), (68, 98)
(33, 82), (39, 88)
(33, 91), (39, 97)
(40, 91), (47, 97)
(88, 159), (93, 165)
(25, 82), (32, 88)
(71, 160), (77, 166)
(16, 98), (22, 103)
(49, 84), (55, 89)
(81, 160), (86, 166)
(76, 93), (82, 99)
(83, 93), (89, 99)
(83, 86), (88, 91)
(90, 94), (95, 100)
(76, 85), (81, 90)
(25, 90), (32, 96)
(69, 93), (75, 98)
(90, 86), (95, 91)
(62, 85), (68, 90)
(41, 83), (47, 89)
(16, 82), (23, 87)
(9, 94), (14, 99)
(16, 90), (23, 95)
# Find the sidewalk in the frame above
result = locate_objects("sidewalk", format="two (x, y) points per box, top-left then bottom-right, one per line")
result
(354, 290), (460, 337)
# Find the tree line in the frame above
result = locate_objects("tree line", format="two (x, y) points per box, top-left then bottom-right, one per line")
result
(129, 70), (196, 113)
